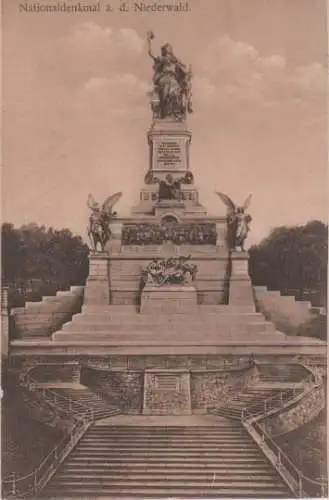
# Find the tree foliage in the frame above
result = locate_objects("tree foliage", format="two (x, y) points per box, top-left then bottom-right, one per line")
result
(2, 223), (89, 306)
(249, 220), (327, 306)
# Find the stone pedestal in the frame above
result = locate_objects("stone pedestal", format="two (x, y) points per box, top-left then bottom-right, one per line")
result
(140, 284), (198, 314)
(143, 369), (191, 415)
(154, 200), (186, 217)
(106, 222), (123, 254)
(229, 251), (255, 309)
(148, 119), (192, 174)
(216, 222), (227, 247)
(83, 252), (110, 305)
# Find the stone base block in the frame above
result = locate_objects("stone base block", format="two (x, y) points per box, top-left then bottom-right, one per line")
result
(140, 285), (197, 314)
(143, 370), (191, 415)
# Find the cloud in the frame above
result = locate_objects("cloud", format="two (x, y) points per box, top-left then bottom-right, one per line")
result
(52, 23), (145, 85)
(75, 73), (150, 118)
(292, 63), (327, 93)
(210, 35), (259, 69)
(66, 22), (144, 56)
(68, 22), (113, 51)
(116, 28), (145, 55)
(193, 76), (216, 103)
(81, 73), (149, 100)
(195, 35), (326, 116)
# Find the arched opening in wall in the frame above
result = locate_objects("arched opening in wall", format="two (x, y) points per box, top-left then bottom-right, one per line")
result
(161, 214), (180, 227)
(160, 214), (180, 244)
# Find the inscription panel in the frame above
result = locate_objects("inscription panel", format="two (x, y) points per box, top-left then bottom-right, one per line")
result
(158, 141), (183, 168)
(143, 371), (191, 415)
(153, 136), (187, 170)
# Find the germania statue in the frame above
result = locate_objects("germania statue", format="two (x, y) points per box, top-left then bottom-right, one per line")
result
(147, 31), (192, 121)
(215, 192), (252, 252)
(87, 192), (122, 252)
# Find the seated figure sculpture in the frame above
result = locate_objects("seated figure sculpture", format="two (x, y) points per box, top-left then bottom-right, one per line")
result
(147, 31), (192, 121)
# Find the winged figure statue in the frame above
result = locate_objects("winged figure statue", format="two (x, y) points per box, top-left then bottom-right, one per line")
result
(215, 192), (252, 251)
(87, 192), (122, 252)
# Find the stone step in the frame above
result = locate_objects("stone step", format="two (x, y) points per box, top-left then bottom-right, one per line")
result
(59, 321), (275, 333)
(212, 410), (241, 417)
(230, 396), (275, 404)
(43, 486), (288, 498)
(233, 391), (278, 397)
(69, 285), (85, 294)
(42, 295), (75, 303)
(68, 450), (262, 458)
(201, 305), (256, 313)
(81, 305), (139, 314)
(54, 472), (279, 481)
(93, 410), (121, 416)
(73, 446), (259, 454)
(229, 402), (267, 410)
(88, 428), (244, 435)
(245, 387), (282, 392)
(60, 465), (274, 474)
(66, 456), (267, 464)
(83, 428), (248, 434)
(56, 291), (76, 298)
(22, 302), (79, 313)
(81, 436), (251, 443)
(92, 425), (242, 430)
(87, 431), (245, 436)
(52, 333), (279, 342)
(45, 479), (286, 488)
(211, 411), (241, 419)
(71, 313), (264, 324)
(81, 305), (255, 314)
(23, 300), (54, 310)
(61, 321), (273, 334)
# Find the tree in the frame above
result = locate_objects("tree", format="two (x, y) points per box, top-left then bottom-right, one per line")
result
(249, 220), (327, 306)
(1, 223), (25, 284)
(2, 223), (89, 306)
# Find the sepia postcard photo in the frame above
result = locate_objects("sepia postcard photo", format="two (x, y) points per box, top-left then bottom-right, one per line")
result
(1, 0), (328, 498)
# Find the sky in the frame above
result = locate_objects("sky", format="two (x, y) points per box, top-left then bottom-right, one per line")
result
(2, 0), (328, 246)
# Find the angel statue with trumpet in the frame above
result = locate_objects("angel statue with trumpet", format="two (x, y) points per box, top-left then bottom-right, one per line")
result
(87, 192), (122, 252)
(215, 192), (252, 252)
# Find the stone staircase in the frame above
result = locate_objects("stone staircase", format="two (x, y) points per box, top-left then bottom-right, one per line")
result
(210, 387), (297, 420)
(51, 387), (122, 420)
(52, 304), (286, 344)
(30, 362), (81, 384)
(256, 364), (308, 384)
(11, 286), (84, 338)
(253, 286), (314, 329)
(42, 421), (291, 498)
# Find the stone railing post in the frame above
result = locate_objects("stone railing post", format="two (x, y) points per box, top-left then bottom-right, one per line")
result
(1, 287), (9, 357)
(11, 472), (16, 496)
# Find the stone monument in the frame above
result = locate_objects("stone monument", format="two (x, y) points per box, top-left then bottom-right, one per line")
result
(83, 32), (238, 309)
(45, 34), (287, 417)
(12, 33), (326, 419)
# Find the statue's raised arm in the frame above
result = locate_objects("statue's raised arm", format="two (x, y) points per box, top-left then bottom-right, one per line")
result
(147, 31), (157, 61)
